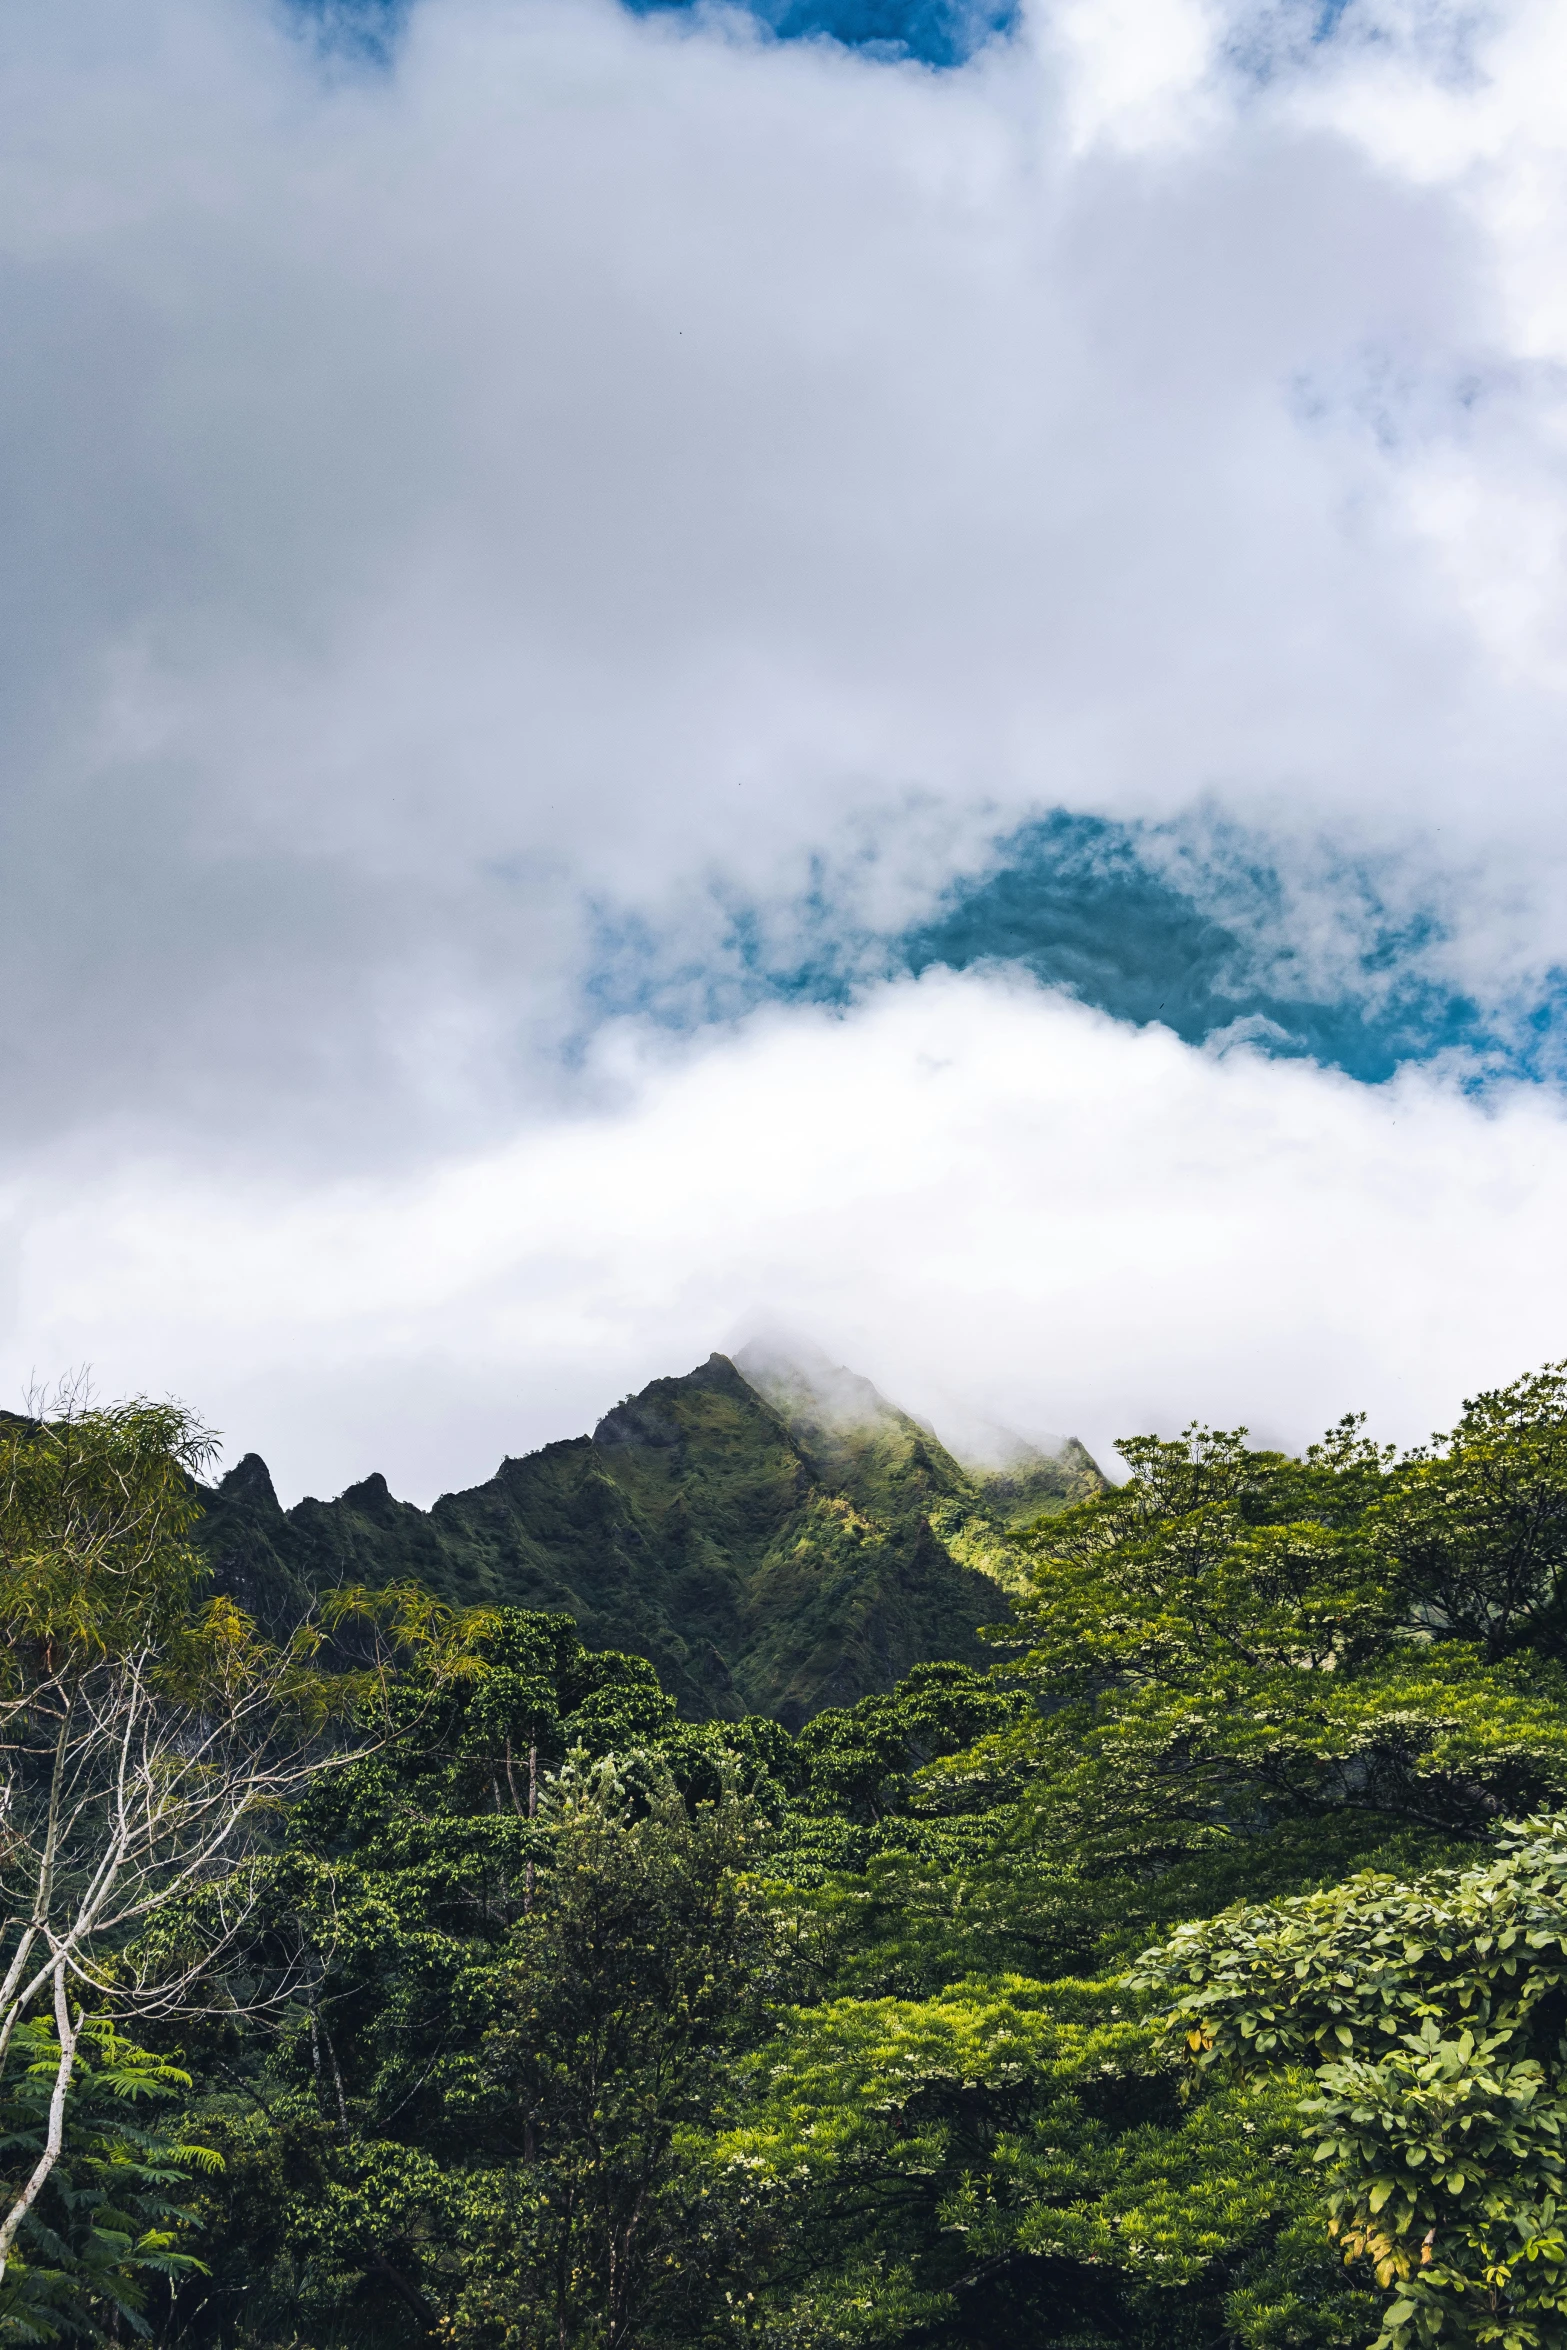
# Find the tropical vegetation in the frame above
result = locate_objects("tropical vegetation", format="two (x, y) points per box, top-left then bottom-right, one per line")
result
(9, 1361), (1567, 2350)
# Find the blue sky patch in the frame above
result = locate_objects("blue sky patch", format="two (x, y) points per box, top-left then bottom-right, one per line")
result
(289, 0), (1012, 71)
(900, 813), (1492, 1083)
(624, 0), (1013, 66)
(583, 808), (1564, 1089)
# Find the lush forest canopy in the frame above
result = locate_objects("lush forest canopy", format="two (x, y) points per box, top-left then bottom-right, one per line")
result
(9, 1364), (1567, 2349)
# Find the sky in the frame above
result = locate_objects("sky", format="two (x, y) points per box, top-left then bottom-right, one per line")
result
(4, 0), (1567, 1500)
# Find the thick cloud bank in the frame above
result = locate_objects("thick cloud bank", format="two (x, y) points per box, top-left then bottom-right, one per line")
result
(4, 0), (1567, 1476)
(8, 972), (1567, 1502)
(4, 0), (1567, 1146)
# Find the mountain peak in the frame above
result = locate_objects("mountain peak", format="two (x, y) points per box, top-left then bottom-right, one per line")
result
(733, 1333), (1107, 1527)
(733, 1335), (929, 1444)
(191, 1344), (1102, 1725)
(216, 1451), (283, 1514)
(733, 1333), (973, 1520)
(593, 1353), (758, 1450)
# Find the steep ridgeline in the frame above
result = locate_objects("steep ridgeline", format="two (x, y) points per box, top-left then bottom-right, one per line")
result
(194, 1349), (1104, 1725)
(732, 1337), (1105, 1535)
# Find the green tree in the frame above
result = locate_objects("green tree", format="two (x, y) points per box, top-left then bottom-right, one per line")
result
(166, 1617), (787, 2350)
(1141, 1811), (1567, 2350)
(1372, 1366), (1567, 1662)
(0, 1388), (438, 2329)
(443, 1750), (780, 2350)
(949, 1416), (1567, 1889)
(0, 2016), (219, 2344)
(715, 1971), (1367, 2350)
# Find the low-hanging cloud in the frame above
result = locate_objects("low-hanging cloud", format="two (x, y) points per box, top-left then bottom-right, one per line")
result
(4, 0), (1567, 1153)
(8, 970), (1567, 1502)
(5, 0), (1567, 1475)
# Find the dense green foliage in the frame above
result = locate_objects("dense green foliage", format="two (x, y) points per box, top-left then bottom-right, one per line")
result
(0, 1394), (457, 2345)
(192, 1352), (1093, 1723)
(0, 2018), (221, 2345)
(1147, 1816), (1567, 2350)
(19, 1360), (1567, 2350)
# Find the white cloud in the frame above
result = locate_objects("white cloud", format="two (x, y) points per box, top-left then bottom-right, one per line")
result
(8, 971), (1566, 1501)
(7, 0), (1567, 1479)
(3, 0), (1567, 1166)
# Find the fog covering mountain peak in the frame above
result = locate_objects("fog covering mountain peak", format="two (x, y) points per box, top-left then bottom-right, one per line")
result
(734, 1331), (1102, 1514)
(196, 1345), (1104, 1725)
(734, 1332), (947, 1445)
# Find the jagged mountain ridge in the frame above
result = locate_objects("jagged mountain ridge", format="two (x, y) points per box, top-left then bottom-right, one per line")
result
(733, 1335), (1104, 1528)
(195, 1348), (1104, 1724)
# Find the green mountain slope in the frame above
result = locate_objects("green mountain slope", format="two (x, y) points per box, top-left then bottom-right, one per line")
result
(733, 1336), (1107, 1586)
(194, 1348), (1104, 1723)
(965, 1438), (1106, 1525)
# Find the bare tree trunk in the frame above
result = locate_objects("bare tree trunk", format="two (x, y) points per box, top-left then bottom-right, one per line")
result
(0, 1959), (81, 2281)
(0, 1387), (443, 2305)
(526, 1728), (537, 1913)
(321, 2008), (349, 2128)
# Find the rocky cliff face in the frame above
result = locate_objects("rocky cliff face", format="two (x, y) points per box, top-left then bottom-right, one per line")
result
(194, 1348), (1102, 1723)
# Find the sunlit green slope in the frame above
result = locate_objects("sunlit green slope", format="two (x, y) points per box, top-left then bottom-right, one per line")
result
(194, 1348), (1103, 1723)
